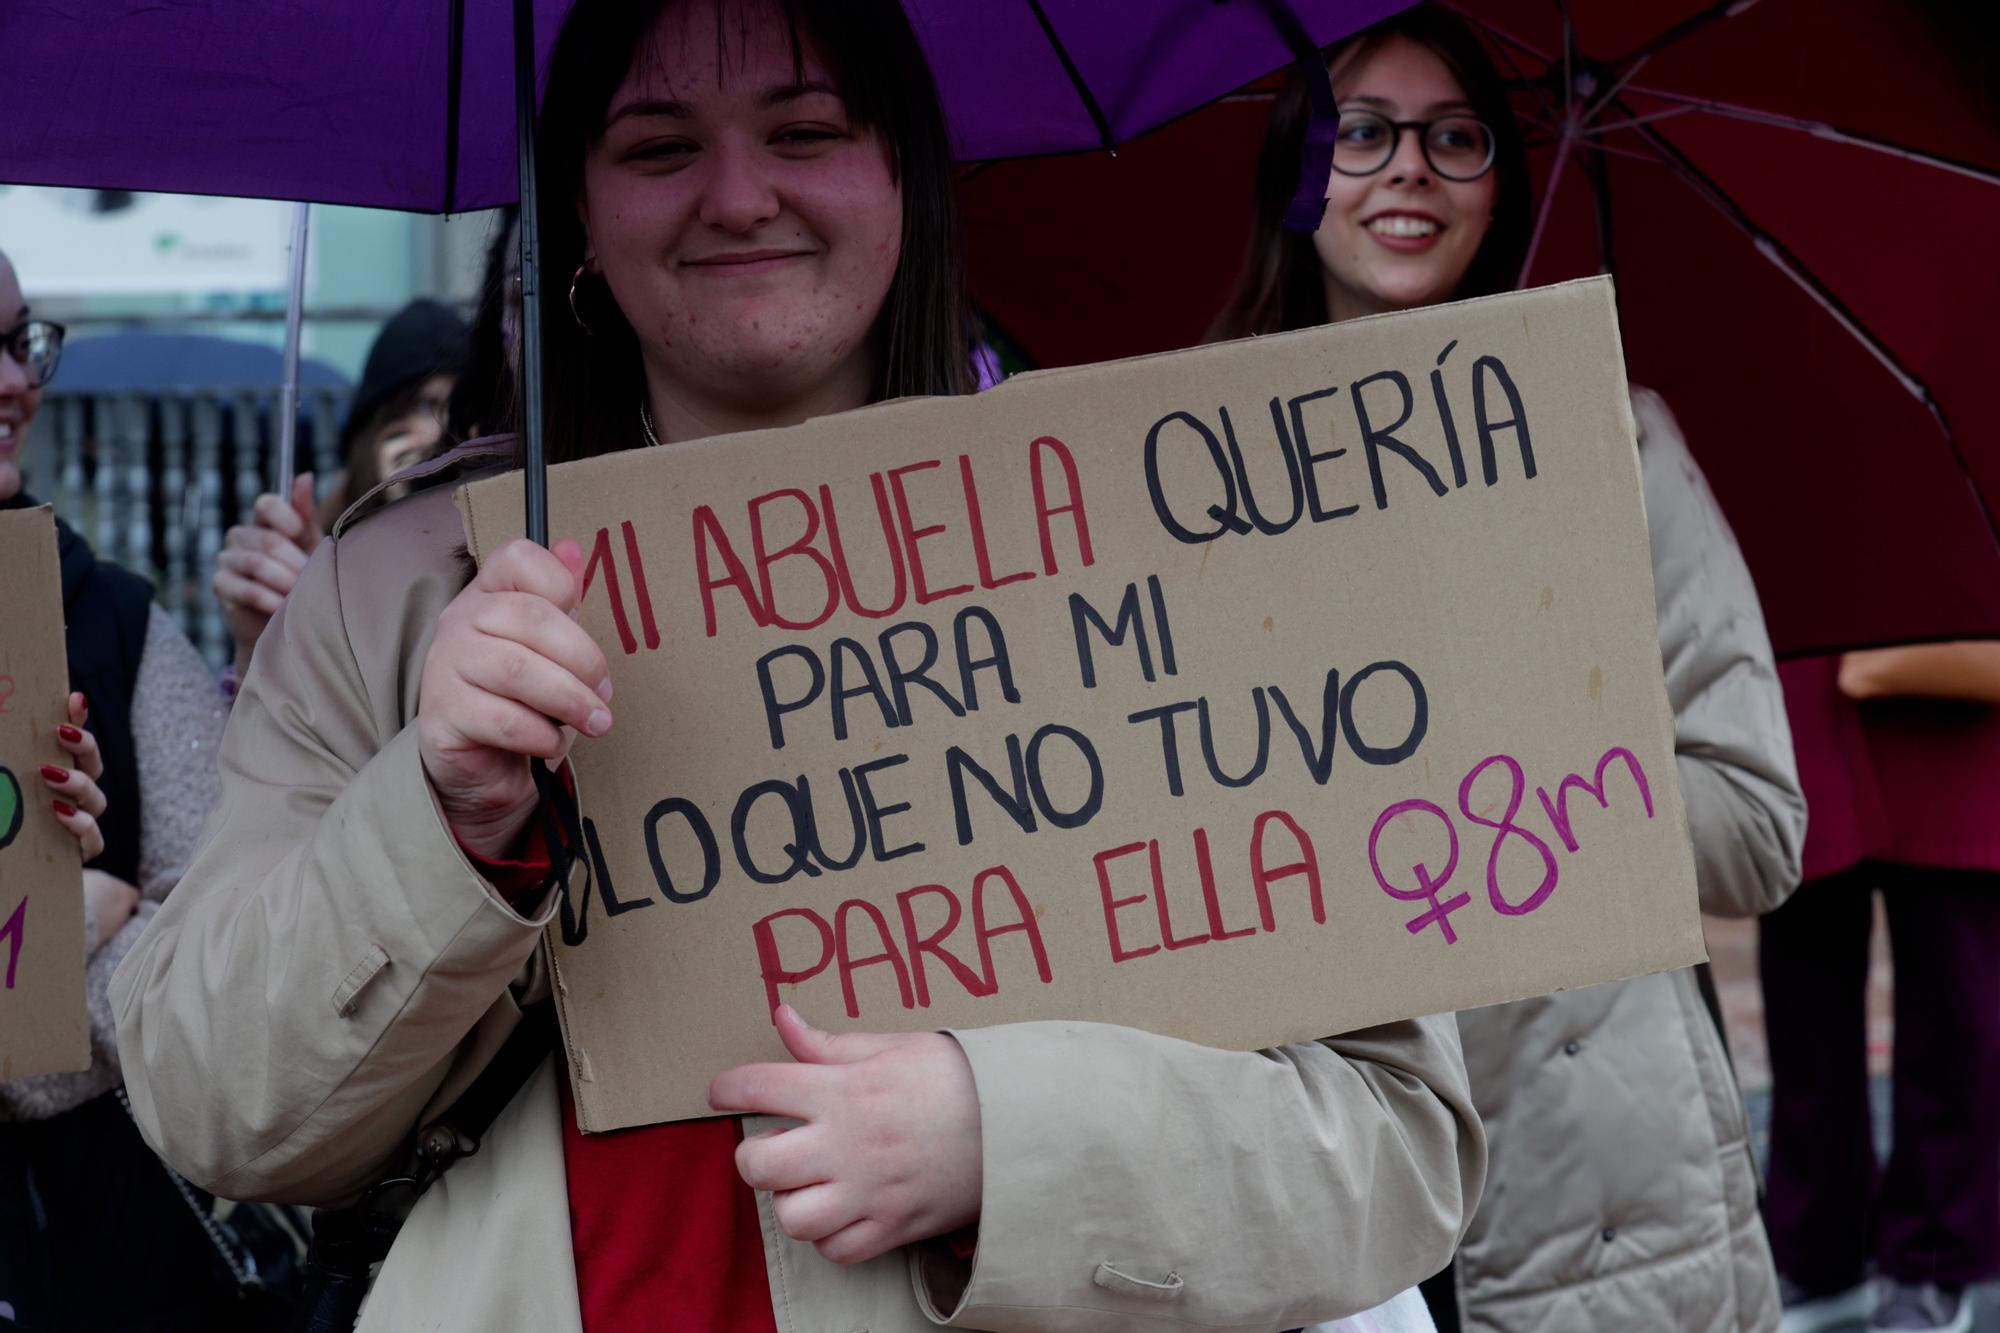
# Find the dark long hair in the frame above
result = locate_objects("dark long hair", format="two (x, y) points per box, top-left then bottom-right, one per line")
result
(534, 0), (973, 466)
(448, 204), (520, 443)
(1211, 4), (1530, 339)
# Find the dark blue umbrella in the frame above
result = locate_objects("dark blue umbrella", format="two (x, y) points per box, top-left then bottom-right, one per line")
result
(56, 331), (346, 396)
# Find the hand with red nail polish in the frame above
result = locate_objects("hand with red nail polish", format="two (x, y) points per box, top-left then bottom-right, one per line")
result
(47, 692), (109, 863)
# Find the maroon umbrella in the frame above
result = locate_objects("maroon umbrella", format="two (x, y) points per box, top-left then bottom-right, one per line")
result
(962, 0), (2000, 657)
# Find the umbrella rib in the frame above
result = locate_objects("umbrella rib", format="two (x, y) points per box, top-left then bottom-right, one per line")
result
(1022, 0), (1116, 153)
(1439, 4), (1551, 63)
(1523, 120), (1667, 162)
(1568, 136), (1677, 165)
(1518, 123), (1575, 287)
(1519, 0), (1580, 289)
(1521, 122), (1665, 164)
(1503, 56), (1563, 124)
(1622, 86), (2000, 187)
(1624, 115), (2000, 556)
(1586, 105), (1698, 136)
(1610, 0), (1763, 68)
(1582, 53), (1650, 122)
(1555, 0), (1574, 124)
(1442, 4), (1561, 122)
(1582, 142), (1615, 276)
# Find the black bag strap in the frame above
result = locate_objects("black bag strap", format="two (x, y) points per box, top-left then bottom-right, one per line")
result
(409, 1000), (559, 1186)
(293, 997), (561, 1331)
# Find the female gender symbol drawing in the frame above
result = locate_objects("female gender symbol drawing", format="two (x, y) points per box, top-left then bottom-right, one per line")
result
(1368, 798), (1472, 944)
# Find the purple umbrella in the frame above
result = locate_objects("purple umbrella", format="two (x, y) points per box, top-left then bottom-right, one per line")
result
(7, 0), (1407, 210)
(5, 0), (1411, 536)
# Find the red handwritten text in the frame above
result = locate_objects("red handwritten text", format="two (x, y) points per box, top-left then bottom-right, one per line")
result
(696, 437), (1094, 637)
(751, 864), (1054, 1019)
(1093, 809), (1326, 962)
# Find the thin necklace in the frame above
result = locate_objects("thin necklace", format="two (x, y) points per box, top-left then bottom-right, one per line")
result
(639, 400), (663, 448)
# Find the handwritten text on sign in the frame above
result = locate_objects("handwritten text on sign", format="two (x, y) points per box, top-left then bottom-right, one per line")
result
(460, 277), (1705, 1131)
(0, 505), (90, 1081)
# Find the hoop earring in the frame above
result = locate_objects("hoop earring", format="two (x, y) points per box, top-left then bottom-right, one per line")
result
(569, 264), (595, 336)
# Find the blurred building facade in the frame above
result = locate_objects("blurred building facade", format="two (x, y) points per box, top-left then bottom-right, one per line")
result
(2, 186), (502, 664)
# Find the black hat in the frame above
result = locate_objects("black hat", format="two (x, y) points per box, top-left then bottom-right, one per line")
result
(340, 299), (470, 453)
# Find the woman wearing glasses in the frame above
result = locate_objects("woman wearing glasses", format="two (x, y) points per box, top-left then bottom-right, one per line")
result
(0, 248), (240, 1328)
(1215, 10), (1805, 1333)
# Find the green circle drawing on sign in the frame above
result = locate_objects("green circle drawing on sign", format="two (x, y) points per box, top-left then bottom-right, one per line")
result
(0, 766), (22, 850)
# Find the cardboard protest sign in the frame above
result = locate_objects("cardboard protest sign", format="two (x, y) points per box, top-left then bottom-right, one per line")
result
(0, 505), (89, 1080)
(461, 276), (1705, 1131)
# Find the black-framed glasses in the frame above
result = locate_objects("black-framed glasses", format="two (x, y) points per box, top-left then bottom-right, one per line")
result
(1, 320), (65, 389)
(1332, 110), (1496, 182)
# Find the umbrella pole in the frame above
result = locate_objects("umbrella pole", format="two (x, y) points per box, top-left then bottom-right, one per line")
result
(511, 0), (589, 917)
(275, 200), (310, 498)
(513, 0), (548, 547)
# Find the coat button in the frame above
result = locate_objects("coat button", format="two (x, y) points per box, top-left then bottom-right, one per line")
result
(1601, 1227), (1617, 1243)
(1564, 1041), (1581, 1056)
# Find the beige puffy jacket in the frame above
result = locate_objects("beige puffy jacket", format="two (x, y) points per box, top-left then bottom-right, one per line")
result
(111, 449), (1484, 1333)
(1451, 390), (1807, 1332)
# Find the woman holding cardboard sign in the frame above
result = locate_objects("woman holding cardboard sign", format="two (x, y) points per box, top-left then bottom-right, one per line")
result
(1213, 8), (1805, 1332)
(112, 2), (1484, 1330)
(0, 248), (247, 1326)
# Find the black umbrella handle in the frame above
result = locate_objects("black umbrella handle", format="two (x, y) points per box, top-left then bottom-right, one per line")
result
(511, 0), (572, 867)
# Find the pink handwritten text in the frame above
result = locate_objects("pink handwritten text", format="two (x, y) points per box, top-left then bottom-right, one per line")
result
(1368, 744), (1656, 944)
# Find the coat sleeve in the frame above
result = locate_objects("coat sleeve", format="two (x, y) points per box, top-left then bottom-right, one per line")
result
(915, 1014), (1483, 1331)
(1637, 389), (1806, 918)
(110, 534), (555, 1206)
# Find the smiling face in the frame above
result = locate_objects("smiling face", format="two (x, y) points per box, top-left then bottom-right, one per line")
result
(579, 0), (904, 429)
(1314, 34), (1500, 322)
(0, 254), (39, 503)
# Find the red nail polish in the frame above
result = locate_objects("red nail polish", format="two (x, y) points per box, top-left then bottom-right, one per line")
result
(41, 765), (69, 784)
(58, 725), (82, 744)
(52, 800), (76, 818)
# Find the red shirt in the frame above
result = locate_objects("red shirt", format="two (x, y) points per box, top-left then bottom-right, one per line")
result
(466, 820), (778, 1332)
(560, 1081), (777, 1332)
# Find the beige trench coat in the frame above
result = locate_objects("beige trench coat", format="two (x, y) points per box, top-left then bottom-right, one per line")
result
(111, 448), (1483, 1333)
(1452, 390), (1807, 1333)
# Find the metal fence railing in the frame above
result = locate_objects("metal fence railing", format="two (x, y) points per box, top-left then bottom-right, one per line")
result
(29, 386), (352, 668)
